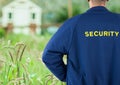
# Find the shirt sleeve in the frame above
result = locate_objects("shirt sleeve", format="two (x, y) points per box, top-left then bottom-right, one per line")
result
(42, 20), (74, 82)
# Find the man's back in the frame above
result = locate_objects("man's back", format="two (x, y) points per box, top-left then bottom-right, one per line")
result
(42, 6), (120, 85)
(66, 6), (120, 85)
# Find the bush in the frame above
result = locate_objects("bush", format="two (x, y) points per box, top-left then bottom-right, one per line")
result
(0, 28), (5, 38)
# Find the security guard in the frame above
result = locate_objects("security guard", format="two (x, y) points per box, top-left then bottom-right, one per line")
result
(42, 0), (120, 85)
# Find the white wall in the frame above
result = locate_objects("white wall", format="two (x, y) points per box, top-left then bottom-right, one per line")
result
(13, 8), (31, 26)
(2, 0), (42, 27)
(2, 0), (42, 34)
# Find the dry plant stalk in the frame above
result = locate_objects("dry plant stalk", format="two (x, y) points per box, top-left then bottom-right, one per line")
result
(6, 43), (28, 85)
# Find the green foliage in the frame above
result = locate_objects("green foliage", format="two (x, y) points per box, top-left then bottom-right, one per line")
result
(0, 34), (65, 85)
(54, 7), (68, 23)
(0, 28), (5, 38)
(0, 43), (28, 85)
(53, 2), (85, 23)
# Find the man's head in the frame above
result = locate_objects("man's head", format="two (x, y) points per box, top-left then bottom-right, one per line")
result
(88, 0), (109, 8)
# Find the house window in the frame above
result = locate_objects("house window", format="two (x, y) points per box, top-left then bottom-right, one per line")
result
(8, 12), (12, 19)
(32, 13), (36, 20)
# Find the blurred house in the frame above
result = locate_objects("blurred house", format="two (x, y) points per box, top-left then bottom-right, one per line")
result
(2, 0), (42, 34)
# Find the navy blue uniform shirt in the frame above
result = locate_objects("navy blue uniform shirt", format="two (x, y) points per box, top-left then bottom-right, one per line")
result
(42, 6), (120, 85)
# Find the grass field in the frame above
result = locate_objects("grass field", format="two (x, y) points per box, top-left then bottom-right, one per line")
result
(0, 33), (65, 85)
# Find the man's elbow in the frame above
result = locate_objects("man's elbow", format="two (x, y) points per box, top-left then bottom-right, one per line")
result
(42, 55), (67, 82)
(59, 78), (66, 82)
(42, 55), (47, 64)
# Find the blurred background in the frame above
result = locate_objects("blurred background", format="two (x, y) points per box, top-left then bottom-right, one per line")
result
(0, 0), (120, 85)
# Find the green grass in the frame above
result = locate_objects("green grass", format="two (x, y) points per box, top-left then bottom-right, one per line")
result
(0, 33), (65, 85)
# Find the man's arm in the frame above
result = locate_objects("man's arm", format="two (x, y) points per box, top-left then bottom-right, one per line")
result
(42, 47), (67, 82)
(42, 15), (80, 82)
(42, 20), (74, 82)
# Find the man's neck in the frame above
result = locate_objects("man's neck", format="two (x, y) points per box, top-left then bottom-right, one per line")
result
(89, 1), (106, 8)
(90, 5), (105, 8)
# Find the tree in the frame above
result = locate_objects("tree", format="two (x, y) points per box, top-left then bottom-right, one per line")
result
(68, 0), (73, 18)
